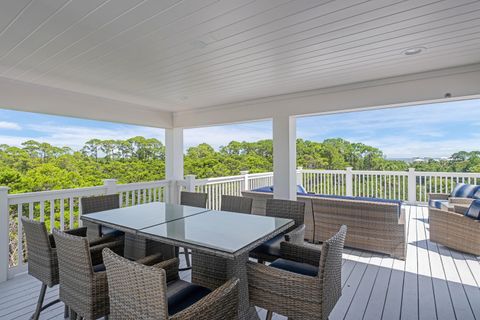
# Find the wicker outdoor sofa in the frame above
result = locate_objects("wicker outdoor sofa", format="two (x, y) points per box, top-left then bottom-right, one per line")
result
(242, 188), (406, 259)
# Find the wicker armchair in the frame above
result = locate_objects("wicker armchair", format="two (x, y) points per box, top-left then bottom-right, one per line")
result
(247, 225), (347, 320)
(52, 229), (128, 320)
(21, 218), (123, 320)
(250, 199), (306, 263)
(220, 195), (252, 214)
(429, 205), (480, 255)
(102, 248), (239, 320)
(81, 194), (122, 241)
(179, 191), (208, 269)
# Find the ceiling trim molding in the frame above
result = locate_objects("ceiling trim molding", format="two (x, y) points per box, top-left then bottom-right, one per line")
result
(0, 76), (173, 128)
(173, 63), (480, 128)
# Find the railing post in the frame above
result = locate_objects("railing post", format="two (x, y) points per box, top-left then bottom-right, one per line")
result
(185, 175), (196, 192)
(296, 167), (303, 186)
(103, 179), (117, 195)
(0, 186), (10, 282)
(240, 171), (249, 191)
(408, 168), (417, 204)
(346, 167), (353, 196)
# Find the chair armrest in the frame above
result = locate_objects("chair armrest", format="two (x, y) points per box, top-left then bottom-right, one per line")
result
(90, 239), (124, 266)
(280, 242), (321, 267)
(171, 278), (239, 320)
(88, 234), (123, 247)
(428, 193), (449, 201)
(453, 205), (469, 215)
(284, 224), (305, 244)
(450, 197), (474, 206)
(153, 258), (180, 282)
(64, 227), (88, 237)
(135, 253), (164, 266)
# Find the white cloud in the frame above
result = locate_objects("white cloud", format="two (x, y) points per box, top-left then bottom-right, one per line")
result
(184, 122), (271, 150)
(0, 121), (21, 130)
(1, 124), (164, 150)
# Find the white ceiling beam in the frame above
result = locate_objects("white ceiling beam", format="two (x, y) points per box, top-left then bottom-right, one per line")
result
(173, 63), (480, 128)
(0, 76), (173, 128)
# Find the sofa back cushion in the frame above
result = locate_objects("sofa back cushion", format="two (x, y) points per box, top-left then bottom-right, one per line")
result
(450, 183), (478, 198)
(465, 199), (480, 220)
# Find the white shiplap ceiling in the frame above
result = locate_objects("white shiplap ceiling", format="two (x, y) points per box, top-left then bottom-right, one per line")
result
(1, 0), (480, 112)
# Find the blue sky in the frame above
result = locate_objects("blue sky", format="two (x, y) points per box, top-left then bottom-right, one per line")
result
(0, 98), (479, 158)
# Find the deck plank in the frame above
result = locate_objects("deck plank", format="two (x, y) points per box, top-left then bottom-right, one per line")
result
(1, 205), (479, 320)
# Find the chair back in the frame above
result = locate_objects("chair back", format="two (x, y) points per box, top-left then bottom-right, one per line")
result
(81, 194), (120, 214)
(103, 248), (169, 320)
(180, 191), (208, 208)
(265, 199), (305, 227)
(318, 225), (347, 320)
(221, 195), (252, 214)
(21, 217), (58, 286)
(53, 229), (94, 311)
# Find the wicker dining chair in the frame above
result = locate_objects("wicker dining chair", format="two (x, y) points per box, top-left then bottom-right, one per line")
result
(247, 225), (347, 320)
(21, 218), (123, 320)
(220, 195), (253, 214)
(179, 191), (208, 269)
(81, 194), (123, 241)
(53, 228), (163, 320)
(250, 198), (306, 263)
(102, 248), (239, 320)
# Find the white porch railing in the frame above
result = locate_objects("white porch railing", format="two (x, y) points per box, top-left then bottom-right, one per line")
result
(2, 168), (480, 282)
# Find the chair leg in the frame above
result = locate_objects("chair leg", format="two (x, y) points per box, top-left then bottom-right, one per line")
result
(32, 283), (47, 320)
(266, 310), (273, 320)
(64, 305), (69, 318)
(184, 247), (191, 267)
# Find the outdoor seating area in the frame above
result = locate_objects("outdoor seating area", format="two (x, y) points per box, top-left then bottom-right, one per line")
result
(1, 1), (480, 319)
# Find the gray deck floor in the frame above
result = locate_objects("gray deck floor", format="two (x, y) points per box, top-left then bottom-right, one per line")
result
(1, 206), (479, 320)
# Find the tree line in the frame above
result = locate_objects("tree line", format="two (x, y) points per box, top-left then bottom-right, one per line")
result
(1, 137), (479, 194)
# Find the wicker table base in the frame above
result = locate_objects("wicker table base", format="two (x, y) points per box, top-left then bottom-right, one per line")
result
(124, 233), (176, 260)
(192, 250), (259, 320)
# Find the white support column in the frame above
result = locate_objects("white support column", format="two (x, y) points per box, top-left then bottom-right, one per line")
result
(0, 187), (9, 282)
(273, 115), (297, 200)
(103, 179), (118, 195)
(185, 175), (197, 192)
(407, 168), (417, 204)
(240, 171), (249, 191)
(345, 167), (353, 196)
(165, 128), (184, 204)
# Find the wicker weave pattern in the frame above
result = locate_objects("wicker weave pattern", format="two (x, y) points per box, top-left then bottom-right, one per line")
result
(265, 198), (305, 227)
(279, 241), (321, 267)
(312, 197), (405, 259)
(180, 191), (208, 208)
(220, 195), (253, 214)
(53, 229), (113, 320)
(247, 225), (347, 320)
(429, 207), (480, 255)
(81, 194), (120, 240)
(102, 248), (239, 320)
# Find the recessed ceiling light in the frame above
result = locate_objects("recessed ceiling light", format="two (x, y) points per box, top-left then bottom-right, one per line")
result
(402, 47), (425, 56)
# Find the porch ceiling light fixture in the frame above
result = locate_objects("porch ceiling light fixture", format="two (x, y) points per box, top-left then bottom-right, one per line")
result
(402, 47), (426, 56)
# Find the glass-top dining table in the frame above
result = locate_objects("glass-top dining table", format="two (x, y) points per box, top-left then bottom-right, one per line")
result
(81, 201), (294, 320)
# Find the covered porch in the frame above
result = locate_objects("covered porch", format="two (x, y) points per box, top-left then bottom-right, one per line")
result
(2, 205), (480, 320)
(1, 1), (480, 319)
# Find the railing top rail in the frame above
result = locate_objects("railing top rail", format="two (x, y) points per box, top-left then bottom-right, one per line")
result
(301, 169), (347, 174)
(8, 185), (106, 202)
(116, 180), (169, 192)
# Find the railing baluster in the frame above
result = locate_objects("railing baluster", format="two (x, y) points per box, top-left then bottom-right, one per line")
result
(29, 202), (33, 220)
(69, 197), (74, 229)
(60, 198), (65, 231)
(40, 201), (45, 222)
(17, 204), (23, 266)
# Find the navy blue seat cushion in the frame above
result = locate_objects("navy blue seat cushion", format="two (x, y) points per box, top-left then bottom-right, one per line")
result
(450, 183), (479, 198)
(465, 199), (480, 220)
(101, 226), (124, 238)
(252, 185), (307, 195)
(251, 233), (284, 257)
(270, 258), (318, 277)
(92, 263), (106, 273)
(167, 280), (211, 316)
(429, 199), (448, 209)
(473, 188), (480, 199)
